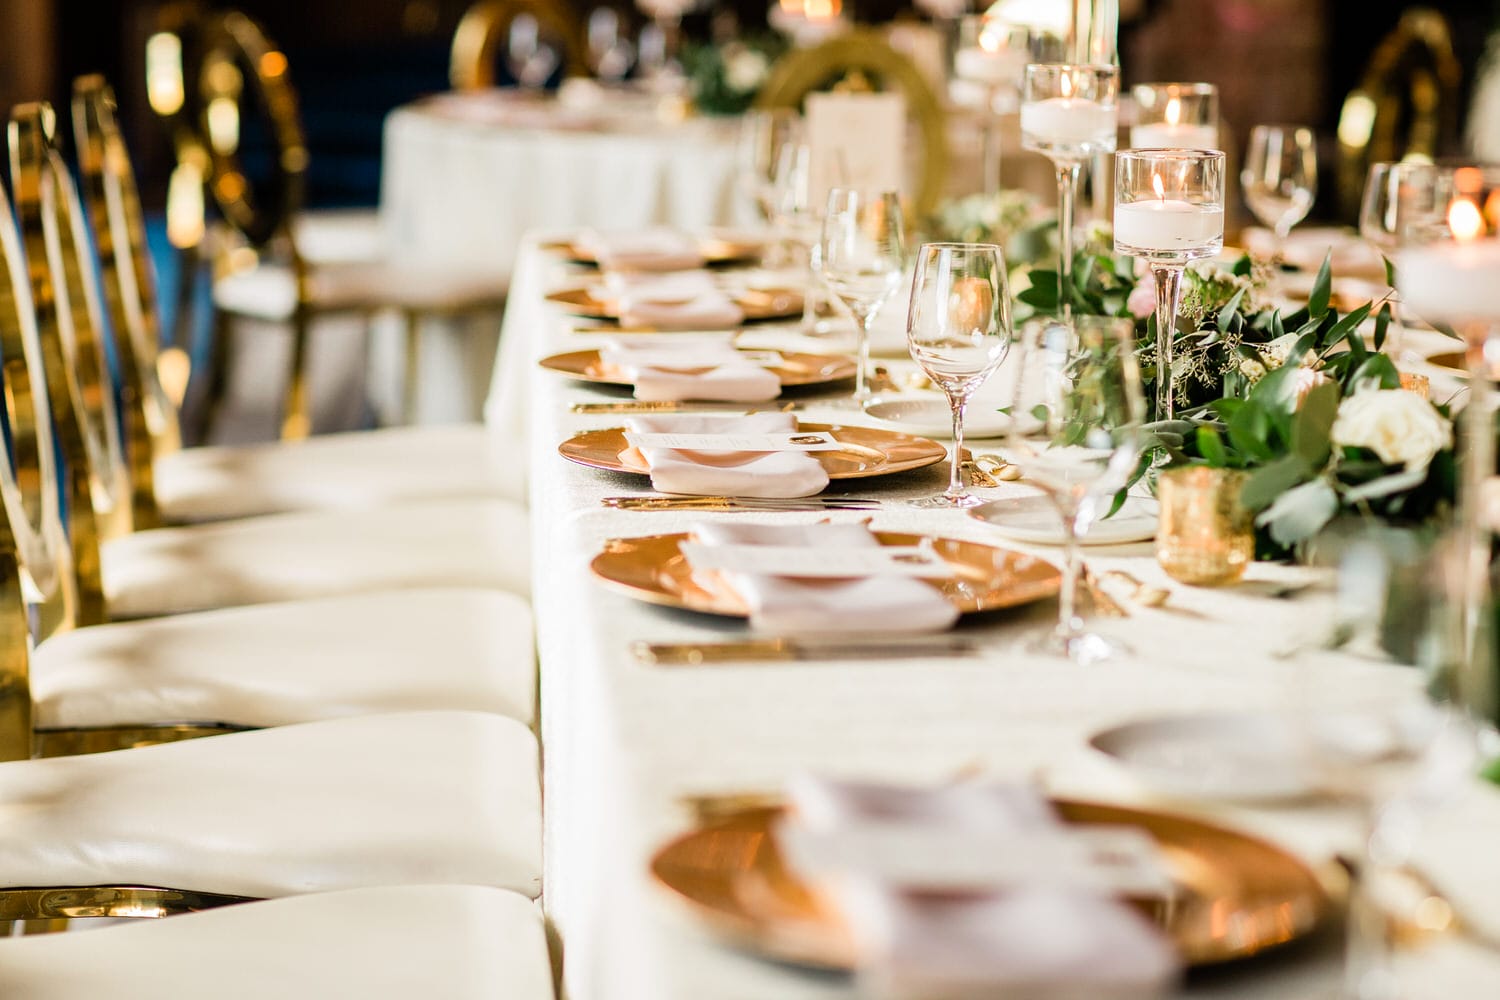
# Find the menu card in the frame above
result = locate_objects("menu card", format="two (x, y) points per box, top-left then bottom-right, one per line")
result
(805, 92), (906, 206)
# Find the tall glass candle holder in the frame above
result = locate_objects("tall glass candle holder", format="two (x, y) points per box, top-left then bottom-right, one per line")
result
(1114, 149), (1225, 420)
(1130, 82), (1218, 151)
(955, 17), (1030, 194)
(1021, 63), (1118, 322)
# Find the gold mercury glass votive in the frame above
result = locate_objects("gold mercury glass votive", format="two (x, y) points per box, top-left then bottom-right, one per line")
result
(1399, 372), (1431, 399)
(1156, 467), (1254, 586)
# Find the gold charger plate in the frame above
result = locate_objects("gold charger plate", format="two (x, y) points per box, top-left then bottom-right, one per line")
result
(542, 235), (764, 267)
(650, 802), (1332, 970)
(558, 422), (948, 479)
(1424, 350), (1465, 377)
(545, 285), (803, 323)
(539, 348), (856, 390)
(590, 531), (1061, 617)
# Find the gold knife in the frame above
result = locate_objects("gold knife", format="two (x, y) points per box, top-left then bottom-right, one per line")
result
(634, 636), (982, 665)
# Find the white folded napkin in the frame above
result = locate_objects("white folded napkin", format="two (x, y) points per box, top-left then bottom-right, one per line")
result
(689, 522), (960, 636)
(578, 227), (705, 272)
(600, 335), (780, 402)
(603, 270), (745, 330)
(777, 777), (1180, 1000)
(621, 413), (830, 498)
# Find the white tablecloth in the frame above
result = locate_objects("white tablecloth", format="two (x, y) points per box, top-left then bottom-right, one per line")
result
(487, 235), (1500, 1000)
(375, 91), (747, 423)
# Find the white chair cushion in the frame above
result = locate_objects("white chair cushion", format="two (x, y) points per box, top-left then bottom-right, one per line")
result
(293, 208), (387, 265)
(0, 885), (554, 1000)
(154, 424), (525, 523)
(0, 711), (541, 898)
(102, 498), (530, 618)
(214, 259), (507, 320)
(34, 588), (536, 729)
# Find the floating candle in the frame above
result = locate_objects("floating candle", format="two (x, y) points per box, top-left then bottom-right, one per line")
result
(1114, 175), (1224, 256)
(1398, 198), (1500, 323)
(1019, 97), (1115, 146)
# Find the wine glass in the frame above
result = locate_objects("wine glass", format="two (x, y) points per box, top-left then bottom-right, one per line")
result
(1358, 162), (1446, 361)
(1241, 124), (1318, 268)
(586, 8), (635, 82)
(905, 242), (1013, 508)
(735, 110), (801, 228)
(505, 14), (560, 90)
(820, 188), (907, 404)
(1001, 316), (1145, 662)
(1020, 64), (1118, 322)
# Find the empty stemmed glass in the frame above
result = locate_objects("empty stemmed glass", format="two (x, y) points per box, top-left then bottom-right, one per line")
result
(905, 242), (1013, 508)
(820, 189), (907, 404)
(586, 8), (635, 81)
(735, 110), (802, 248)
(1241, 124), (1317, 277)
(505, 14), (560, 89)
(1020, 64), (1118, 322)
(1358, 161), (1446, 360)
(1002, 316), (1145, 662)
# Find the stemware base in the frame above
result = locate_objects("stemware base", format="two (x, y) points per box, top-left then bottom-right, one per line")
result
(909, 492), (985, 510)
(1029, 628), (1129, 665)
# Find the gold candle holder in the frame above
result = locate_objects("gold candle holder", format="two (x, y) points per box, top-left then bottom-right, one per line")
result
(1156, 466), (1254, 586)
(1399, 372), (1431, 400)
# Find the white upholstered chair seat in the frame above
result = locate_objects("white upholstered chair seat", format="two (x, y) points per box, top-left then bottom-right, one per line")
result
(0, 711), (541, 898)
(154, 424), (524, 523)
(101, 497), (529, 618)
(0, 885), (554, 1000)
(214, 258), (507, 320)
(34, 588), (536, 730)
(292, 208), (386, 265)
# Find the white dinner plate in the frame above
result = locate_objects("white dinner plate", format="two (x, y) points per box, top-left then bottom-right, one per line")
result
(969, 493), (1159, 546)
(1089, 711), (1439, 803)
(862, 398), (1013, 439)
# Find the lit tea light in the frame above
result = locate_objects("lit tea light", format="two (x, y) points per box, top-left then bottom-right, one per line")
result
(1113, 173), (1225, 254)
(1019, 71), (1115, 146)
(1399, 198), (1500, 323)
(1130, 96), (1219, 151)
(954, 19), (1027, 87)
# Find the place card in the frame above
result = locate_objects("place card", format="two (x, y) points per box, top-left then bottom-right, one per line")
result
(778, 823), (1176, 898)
(805, 92), (906, 206)
(680, 543), (961, 580)
(623, 431), (842, 452)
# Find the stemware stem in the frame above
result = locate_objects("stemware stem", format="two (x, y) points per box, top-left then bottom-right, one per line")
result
(1056, 161), (1081, 322)
(1055, 500), (1084, 640)
(946, 392), (969, 501)
(854, 310), (875, 403)
(1150, 262), (1183, 420)
(1458, 326), (1497, 702)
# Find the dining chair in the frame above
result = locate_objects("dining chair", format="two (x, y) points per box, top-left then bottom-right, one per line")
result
(152, 10), (511, 441)
(9, 101), (531, 622)
(0, 158), (535, 755)
(450, 0), (589, 89)
(77, 75), (524, 529)
(754, 29), (950, 220)
(0, 885), (555, 1000)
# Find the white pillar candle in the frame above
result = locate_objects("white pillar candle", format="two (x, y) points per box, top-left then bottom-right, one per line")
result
(954, 45), (1026, 87)
(1020, 97), (1116, 145)
(1398, 240), (1500, 322)
(1129, 122), (1219, 151)
(1114, 199), (1224, 253)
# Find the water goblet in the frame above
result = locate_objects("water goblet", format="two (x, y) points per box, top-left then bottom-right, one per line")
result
(905, 242), (1013, 508)
(1241, 124), (1317, 271)
(1358, 161), (1447, 361)
(1000, 316), (1145, 662)
(1020, 64), (1118, 322)
(1113, 149), (1225, 420)
(820, 189), (907, 404)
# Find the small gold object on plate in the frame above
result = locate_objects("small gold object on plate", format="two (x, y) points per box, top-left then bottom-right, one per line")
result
(557, 422), (949, 480)
(590, 531), (1061, 617)
(634, 635), (981, 665)
(540, 348), (856, 390)
(545, 286), (803, 323)
(541, 236), (765, 268)
(1398, 372), (1431, 399)
(601, 496), (880, 512)
(1156, 467), (1254, 586)
(1423, 350), (1465, 377)
(649, 801), (1332, 970)
(571, 401), (801, 415)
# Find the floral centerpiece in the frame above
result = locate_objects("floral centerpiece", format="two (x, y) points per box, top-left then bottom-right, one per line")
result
(681, 36), (787, 115)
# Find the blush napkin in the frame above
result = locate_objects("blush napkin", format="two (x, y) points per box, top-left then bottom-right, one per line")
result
(778, 777), (1180, 1000)
(599, 335), (780, 402)
(621, 413), (830, 498)
(688, 522), (960, 636)
(602, 270), (744, 330)
(577, 228), (705, 272)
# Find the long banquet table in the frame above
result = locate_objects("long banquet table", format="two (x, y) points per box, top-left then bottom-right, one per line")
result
(487, 234), (1500, 999)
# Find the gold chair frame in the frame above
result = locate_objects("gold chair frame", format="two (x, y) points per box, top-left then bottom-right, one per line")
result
(754, 29), (950, 219)
(450, 0), (588, 90)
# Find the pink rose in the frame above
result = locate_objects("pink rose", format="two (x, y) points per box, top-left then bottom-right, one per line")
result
(1292, 368), (1332, 408)
(1127, 282), (1156, 319)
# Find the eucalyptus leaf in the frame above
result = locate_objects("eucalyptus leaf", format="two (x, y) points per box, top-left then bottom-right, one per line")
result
(1307, 253), (1333, 318)
(1342, 465), (1430, 504)
(1255, 478), (1339, 546)
(1197, 426), (1229, 467)
(1216, 288), (1247, 333)
(1241, 454), (1312, 510)
(1291, 380), (1339, 467)
(1373, 301), (1391, 352)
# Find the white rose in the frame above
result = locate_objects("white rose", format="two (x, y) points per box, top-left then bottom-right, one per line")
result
(724, 49), (769, 92)
(1330, 389), (1452, 469)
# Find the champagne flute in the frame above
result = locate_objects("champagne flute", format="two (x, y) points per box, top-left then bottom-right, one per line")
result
(1002, 316), (1144, 662)
(906, 242), (1013, 508)
(1241, 124), (1317, 271)
(819, 188), (907, 403)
